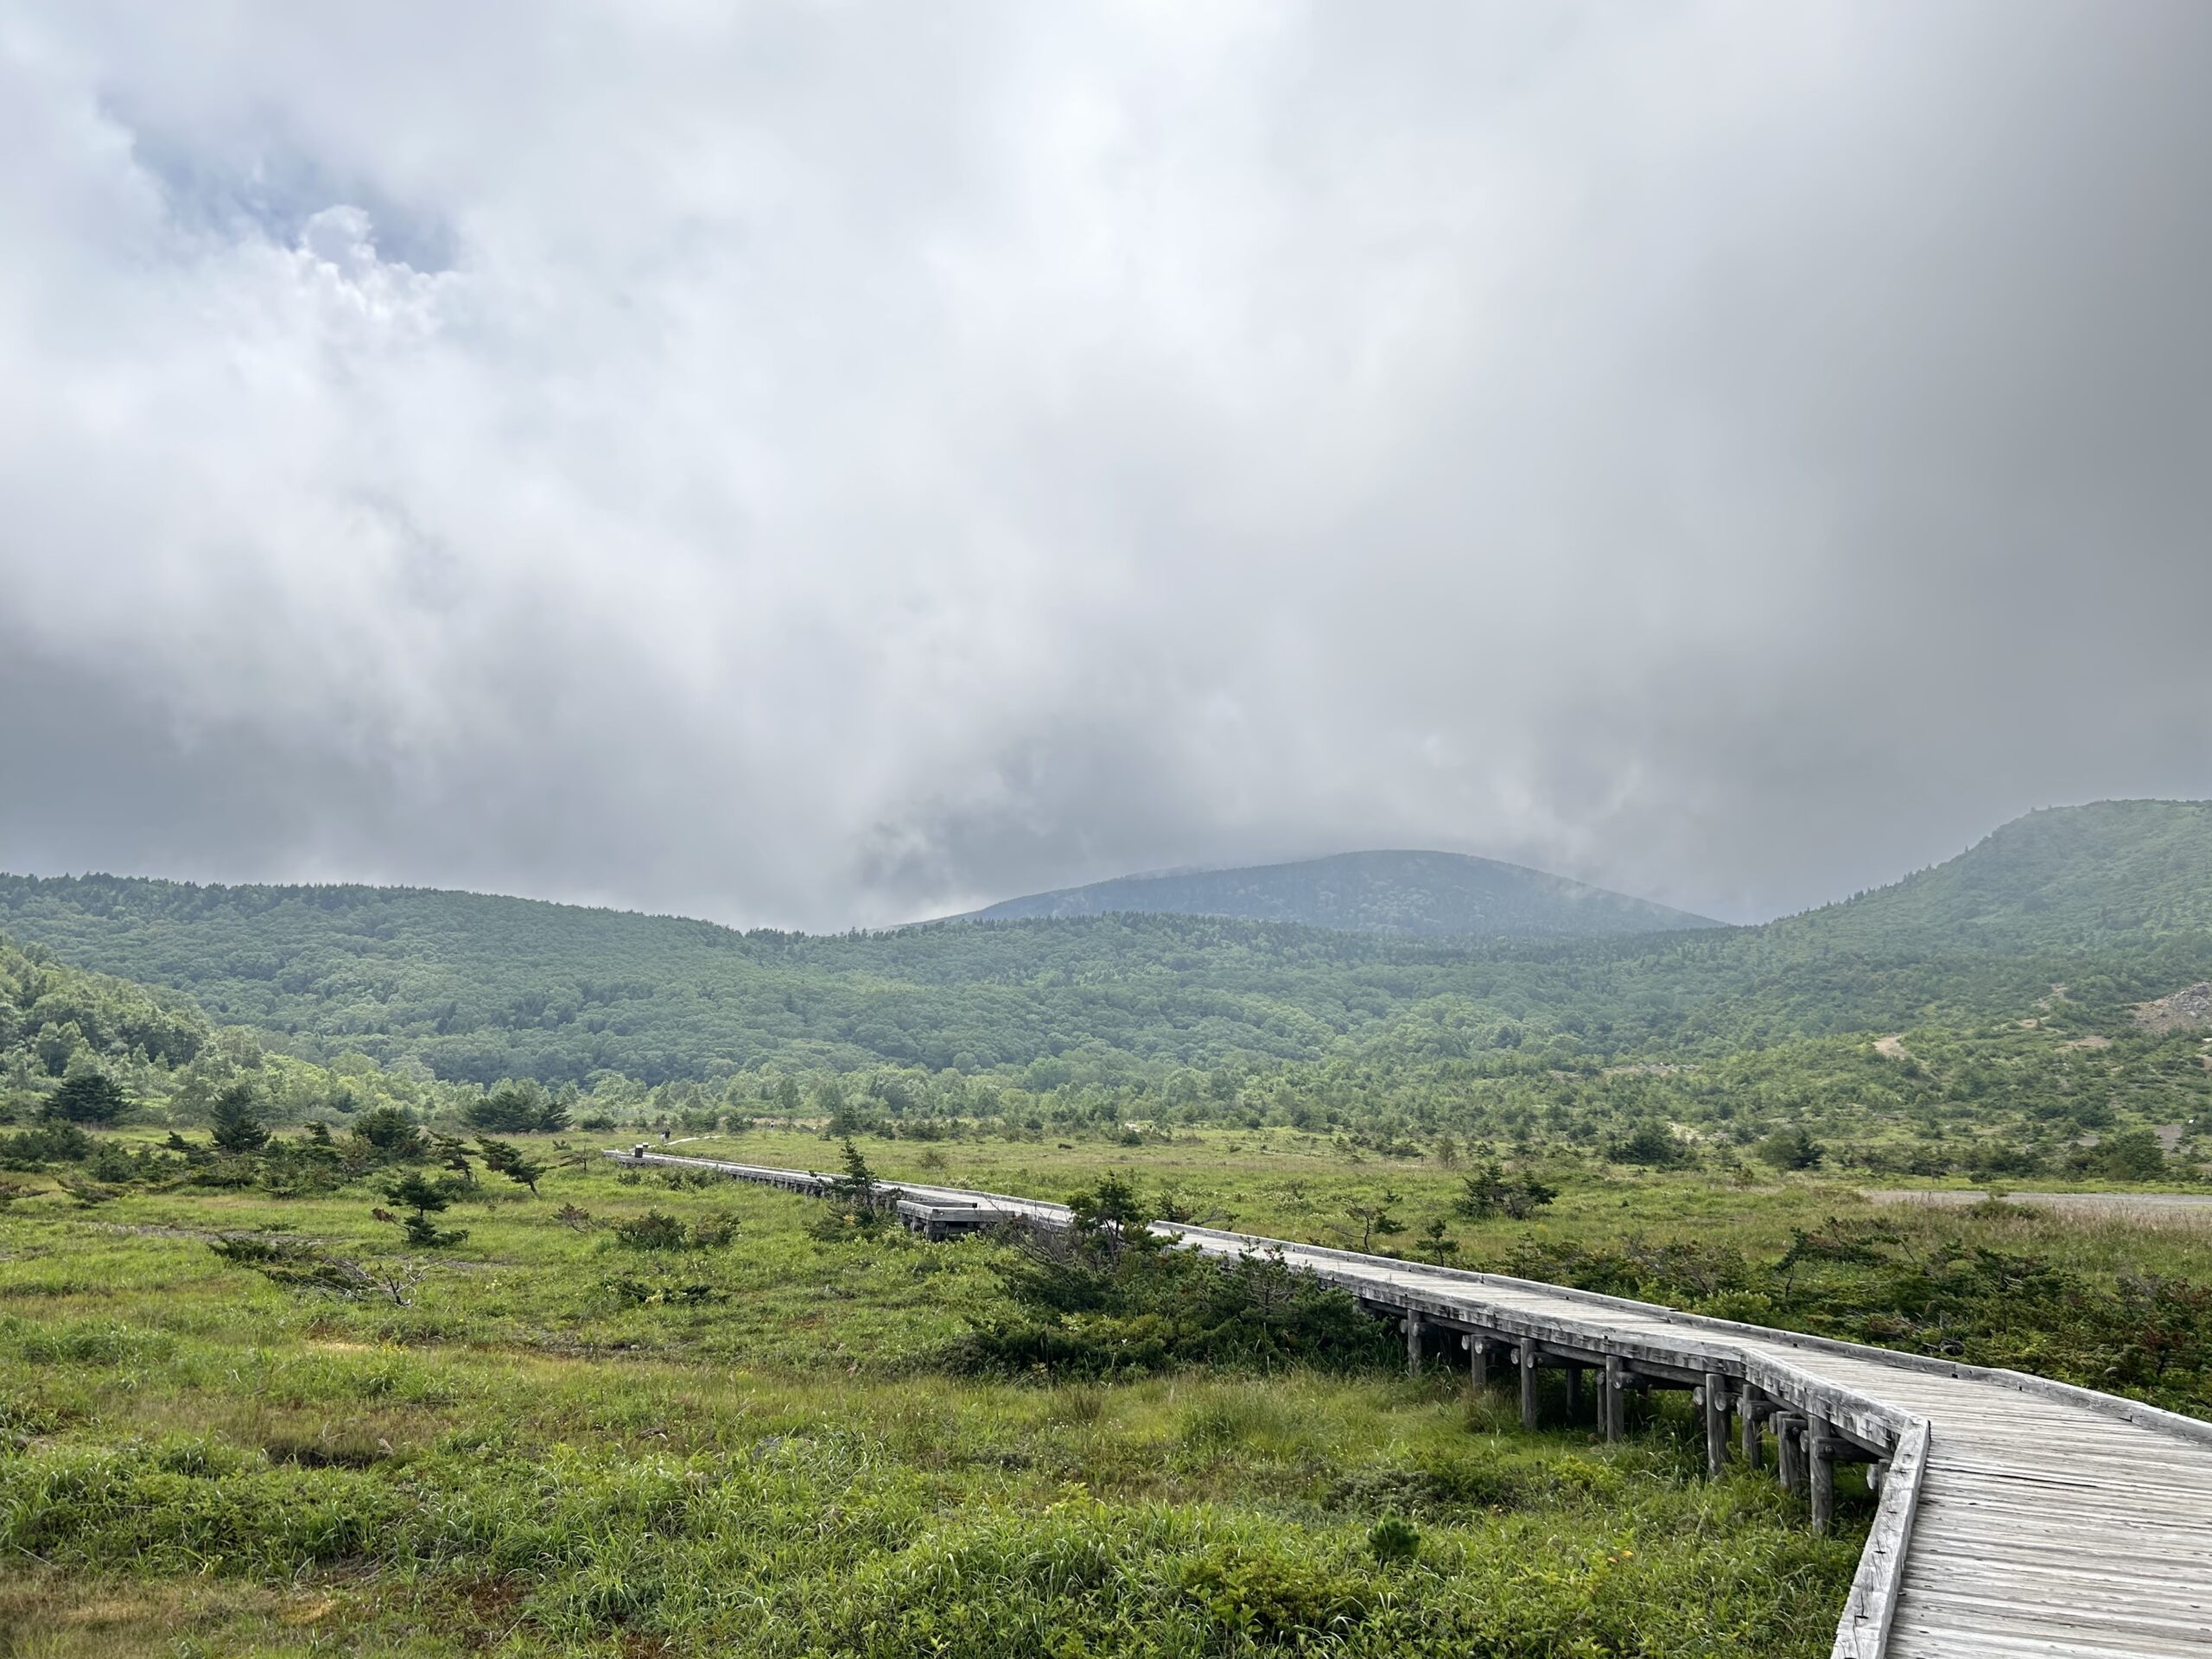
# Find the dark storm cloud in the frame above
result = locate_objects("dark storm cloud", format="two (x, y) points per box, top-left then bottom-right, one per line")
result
(3, 2), (2209, 929)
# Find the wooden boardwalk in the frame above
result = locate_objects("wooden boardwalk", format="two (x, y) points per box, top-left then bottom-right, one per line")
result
(608, 1149), (2212, 1656)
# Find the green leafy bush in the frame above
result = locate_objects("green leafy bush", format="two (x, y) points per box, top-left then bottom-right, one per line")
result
(1452, 1160), (1559, 1220)
(1754, 1127), (1826, 1170)
(1365, 1514), (1420, 1564)
(613, 1209), (736, 1251)
(208, 1084), (271, 1154)
(0, 1119), (93, 1168)
(955, 1179), (1397, 1378)
(1608, 1121), (1690, 1167)
(465, 1082), (570, 1134)
(1178, 1544), (1372, 1640)
(47, 1071), (129, 1125)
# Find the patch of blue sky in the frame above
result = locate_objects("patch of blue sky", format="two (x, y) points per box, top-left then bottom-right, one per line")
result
(109, 99), (457, 273)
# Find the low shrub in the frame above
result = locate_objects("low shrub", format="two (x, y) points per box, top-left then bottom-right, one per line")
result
(1364, 1514), (1420, 1564)
(613, 1210), (738, 1252)
(0, 1120), (94, 1168)
(952, 1179), (1397, 1378)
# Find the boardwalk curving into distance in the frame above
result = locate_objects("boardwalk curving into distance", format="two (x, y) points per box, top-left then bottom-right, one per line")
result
(609, 1149), (2212, 1657)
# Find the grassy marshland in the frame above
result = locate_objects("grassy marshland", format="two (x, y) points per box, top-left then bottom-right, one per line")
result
(0, 1136), (1872, 1657)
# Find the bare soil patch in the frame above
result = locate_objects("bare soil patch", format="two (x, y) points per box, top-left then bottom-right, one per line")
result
(2137, 982), (2212, 1035)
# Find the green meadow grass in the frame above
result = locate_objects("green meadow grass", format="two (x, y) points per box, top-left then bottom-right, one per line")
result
(700, 1124), (2212, 1282)
(0, 1134), (1879, 1656)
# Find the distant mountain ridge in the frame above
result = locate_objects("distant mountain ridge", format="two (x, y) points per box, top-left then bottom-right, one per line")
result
(943, 849), (1722, 938)
(3, 800), (2209, 1087)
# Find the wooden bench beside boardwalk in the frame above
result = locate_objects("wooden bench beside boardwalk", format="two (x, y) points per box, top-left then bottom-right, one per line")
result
(608, 1148), (2212, 1657)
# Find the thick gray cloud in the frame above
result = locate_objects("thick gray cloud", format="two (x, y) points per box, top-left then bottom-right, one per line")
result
(3, 2), (2209, 929)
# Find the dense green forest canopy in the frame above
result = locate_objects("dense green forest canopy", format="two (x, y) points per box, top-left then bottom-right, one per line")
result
(2, 800), (2209, 1179)
(6, 801), (2212, 1090)
(947, 848), (1720, 937)
(1762, 800), (2212, 951)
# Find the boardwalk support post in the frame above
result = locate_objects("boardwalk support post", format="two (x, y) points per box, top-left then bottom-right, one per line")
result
(1519, 1338), (1539, 1429)
(1777, 1414), (1802, 1494)
(1403, 1313), (1422, 1379)
(1809, 1412), (1835, 1535)
(1465, 1333), (1487, 1390)
(1702, 1372), (1728, 1476)
(1739, 1387), (1764, 1470)
(1602, 1356), (1624, 1442)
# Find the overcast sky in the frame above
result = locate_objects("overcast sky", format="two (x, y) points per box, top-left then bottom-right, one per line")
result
(3, 3), (2209, 931)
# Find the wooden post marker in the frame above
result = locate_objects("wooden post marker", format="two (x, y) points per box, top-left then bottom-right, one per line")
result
(1702, 1371), (1728, 1476)
(1808, 1411), (1835, 1535)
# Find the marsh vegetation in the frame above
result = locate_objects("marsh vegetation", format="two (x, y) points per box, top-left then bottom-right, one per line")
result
(0, 1134), (1888, 1656)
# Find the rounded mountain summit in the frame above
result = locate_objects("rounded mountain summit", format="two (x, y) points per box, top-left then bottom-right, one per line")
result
(940, 850), (1720, 940)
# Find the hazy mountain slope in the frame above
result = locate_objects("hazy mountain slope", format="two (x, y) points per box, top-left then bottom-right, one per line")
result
(0, 876), (1500, 1082)
(950, 849), (1719, 938)
(3, 801), (2208, 1088)
(1772, 799), (2212, 952)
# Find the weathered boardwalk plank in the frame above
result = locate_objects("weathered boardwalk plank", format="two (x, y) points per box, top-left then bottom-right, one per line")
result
(606, 1150), (2212, 1658)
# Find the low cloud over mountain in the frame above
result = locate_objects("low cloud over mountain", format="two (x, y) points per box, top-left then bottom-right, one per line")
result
(4, 4), (2210, 928)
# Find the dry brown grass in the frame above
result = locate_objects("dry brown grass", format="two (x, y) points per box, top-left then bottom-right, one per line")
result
(0, 1573), (310, 1658)
(1865, 1187), (2212, 1231)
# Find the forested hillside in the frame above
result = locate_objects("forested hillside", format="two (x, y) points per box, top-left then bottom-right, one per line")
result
(0, 874), (2195, 1090)
(3, 803), (2210, 1176)
(0, 882), (1522, 1081)
(1768, 800), (2212, 952)
(0, 935), (204, 1077)
(950, 849), (1719, 937)
(0, 933), (481, 1139)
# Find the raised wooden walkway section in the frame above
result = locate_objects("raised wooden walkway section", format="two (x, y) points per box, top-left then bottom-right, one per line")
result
(607, 1148), (2212, 1656)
